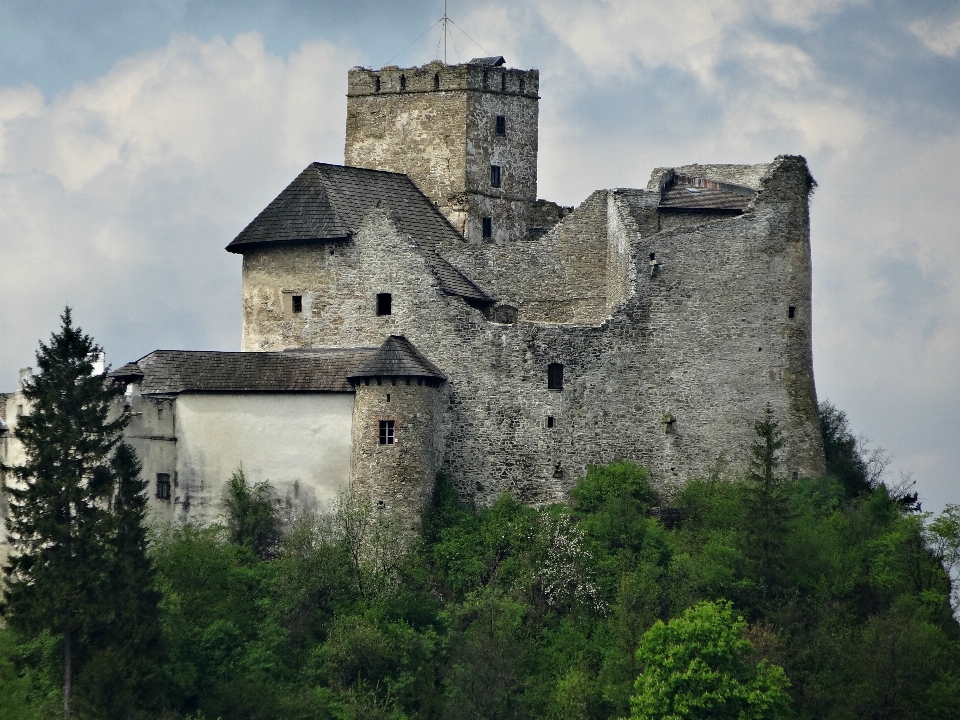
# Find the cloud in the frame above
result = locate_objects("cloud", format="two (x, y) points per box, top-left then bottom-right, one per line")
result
(0, 31), (358, 379)
(909, 14), (960, 58)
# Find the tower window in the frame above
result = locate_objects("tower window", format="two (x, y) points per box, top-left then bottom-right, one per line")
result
(547, 363), (564, 390)
(374, 75), (380, 92)
(547, 416), (555, 428)
(501, 73), (506, 91)
(495, 115), (506, 136)
(490, 165), (501, 188)
(519, 77), (525, 93)
(379, 419), (395, 445)
(376, 293), (392, 316)
(292, 295), (302, 313)
(156, 473), (171, 500)
(400, 74), (406, 91)
(482, 217), (492, 238)
(788, 306), (796, 318)
(434, 73), (440, 90)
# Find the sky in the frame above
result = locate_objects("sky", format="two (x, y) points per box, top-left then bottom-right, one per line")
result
(1, 0), (958, 512)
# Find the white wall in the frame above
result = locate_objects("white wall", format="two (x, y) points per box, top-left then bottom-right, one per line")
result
(172, 393), (354, 525)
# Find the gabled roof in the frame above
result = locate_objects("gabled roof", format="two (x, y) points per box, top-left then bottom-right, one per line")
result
(468, 56), (506, 66)
(109, 349), (375, 395)
(347, 336), (446, 382)
(227, 163), (491, 302)
(659, 173), (756, 213)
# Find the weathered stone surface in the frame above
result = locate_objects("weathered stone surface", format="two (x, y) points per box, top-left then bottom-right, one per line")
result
(1, 58), (827, 551)
(345, 61), (540, 243)
(238, 153), (825, 507)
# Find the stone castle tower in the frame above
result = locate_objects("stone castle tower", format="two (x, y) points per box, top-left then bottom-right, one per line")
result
(345, 58), (540, 243)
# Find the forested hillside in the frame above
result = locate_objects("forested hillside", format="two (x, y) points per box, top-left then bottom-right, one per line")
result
(3, 410), (959, 718)
(2, 313), (958, 718)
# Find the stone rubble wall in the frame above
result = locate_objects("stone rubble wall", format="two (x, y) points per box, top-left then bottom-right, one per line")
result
(351, 379), (446, 519)
(239, 157), (825, 507)
(345, 61), (540, 243)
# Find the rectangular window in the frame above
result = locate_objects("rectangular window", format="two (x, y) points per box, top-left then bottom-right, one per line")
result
(482, 217), (492, 238)
(156, 473), (171, 500)
(547, 416), (555, 428)
(788, 306), (796, 319)
(292, 295), (302, 313)
(490, 165), (501, 188)
(547, 363), (564, 390)
(377, 293), (392, 316)
(379, 419), (395, 445)
(495, 115), (506, 136)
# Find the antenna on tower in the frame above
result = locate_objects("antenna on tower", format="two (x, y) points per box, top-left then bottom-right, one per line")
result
(442, 0), (449, 64)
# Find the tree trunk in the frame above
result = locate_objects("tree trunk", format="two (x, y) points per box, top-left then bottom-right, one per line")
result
(63, 626), (73, 718)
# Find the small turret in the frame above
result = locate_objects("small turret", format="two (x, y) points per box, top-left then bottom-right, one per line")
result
(348, 336), (447, 520)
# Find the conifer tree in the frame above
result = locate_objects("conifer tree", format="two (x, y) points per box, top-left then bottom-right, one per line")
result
(76, 443), (164, 718)
(746, 405), (791, 601)
(2, 308), (127, 718)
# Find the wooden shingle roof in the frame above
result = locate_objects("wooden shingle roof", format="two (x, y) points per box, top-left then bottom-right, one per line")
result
(109, 349), (376, 395)
(227, 163), (491, 302)
(347, 336), (446, 382)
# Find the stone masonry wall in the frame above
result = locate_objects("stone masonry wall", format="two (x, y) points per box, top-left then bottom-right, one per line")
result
(351, 379), (446, 519)
(345, 61), (539, 243)
(239, 156), (825, 507)
(441, 190), (612, 324)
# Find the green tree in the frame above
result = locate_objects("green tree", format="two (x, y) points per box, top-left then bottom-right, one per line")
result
(630, 600), (791, 720)
(818, 400), (892, 499)
(75, 443), (164, 718)
(746, 406), (791, 600)
(223, 467), (281, 560)
(2, 308), (126, 717)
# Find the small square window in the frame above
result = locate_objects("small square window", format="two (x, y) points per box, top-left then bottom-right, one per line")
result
(547, 363), (564, 390)
(377, 293), (392, 316)
(379, 419), (395, 445)
(292, 295), (302, 313)
(490, 165), (501, 188)
(788, 306), (796, 319)
(495, 115), (506, 136)
(156, 473), (171, 500)
(547, 416), (555, 428)
(482, 217), (492, 238)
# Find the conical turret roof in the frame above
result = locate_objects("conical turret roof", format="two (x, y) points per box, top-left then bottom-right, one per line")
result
(347, 336), (446, 382)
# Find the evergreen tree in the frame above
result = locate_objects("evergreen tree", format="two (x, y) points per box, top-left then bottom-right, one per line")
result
(2, 308), (126, 718)
(746, 405), (790, 601)
(75, 443), (164, 718)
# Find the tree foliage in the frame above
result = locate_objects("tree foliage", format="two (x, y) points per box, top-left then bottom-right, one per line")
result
(3, 391), (958, 719)
(2, 308), (127, 717)
(630, 600), (791, 720)
(1, 309), (163, 718)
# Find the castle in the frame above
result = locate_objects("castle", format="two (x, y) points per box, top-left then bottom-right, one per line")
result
(1, 56), (826, 538)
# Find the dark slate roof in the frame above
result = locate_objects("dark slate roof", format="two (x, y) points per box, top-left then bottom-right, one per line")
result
(111, 362), (144, 380)
(110, 349), (376, 394)
(227, 163), (491, 302)
(347, 336), (446, 381)
(469, 56), (505, 66)
(659, 173), (756, 213)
